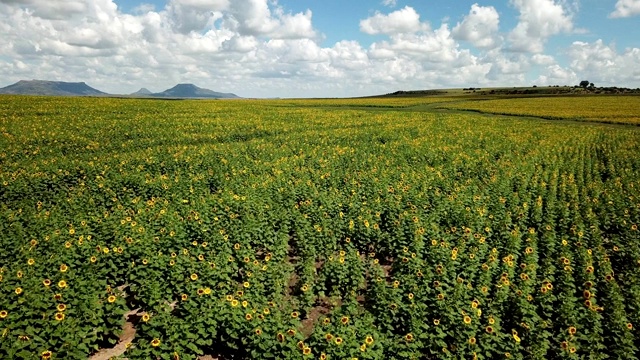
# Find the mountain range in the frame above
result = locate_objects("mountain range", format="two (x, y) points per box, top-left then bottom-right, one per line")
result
(0, 80), (240, 98)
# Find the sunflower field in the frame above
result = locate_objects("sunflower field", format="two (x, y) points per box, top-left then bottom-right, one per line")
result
(0, 95), (639, 359)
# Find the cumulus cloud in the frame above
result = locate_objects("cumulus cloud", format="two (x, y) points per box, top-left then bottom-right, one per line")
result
(610, 0), (640, 18)
(508, 0), (573, 53)
(0, 0), (639, 97)
(360, 6), (428, 35)
(568, 40), (640, 84)
(531, 53), (555, 65)
(452, 4), (500, 49)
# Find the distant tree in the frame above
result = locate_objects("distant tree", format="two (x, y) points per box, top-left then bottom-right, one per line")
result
(579, 80), (590, 88)
(589, 82), (595, 88)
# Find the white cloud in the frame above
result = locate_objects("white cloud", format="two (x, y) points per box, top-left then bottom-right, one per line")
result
(381, 0), (397, 7)
(610, 0), (640, 18)
(531, 53), (555, 65)
(360, 6), (427, 35)
(0, 0), (639, 97)
(508, 0), (573, 53)
(568, 40), (640, 84)
(452, 4), (500, 49)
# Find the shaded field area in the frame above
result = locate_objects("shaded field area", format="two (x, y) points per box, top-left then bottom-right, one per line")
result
(0, 95), (639, 359)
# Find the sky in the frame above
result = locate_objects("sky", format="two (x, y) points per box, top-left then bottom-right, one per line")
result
(1, 0), (639, 98)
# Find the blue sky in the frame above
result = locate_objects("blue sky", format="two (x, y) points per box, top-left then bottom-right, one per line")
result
(1, 0), (639, 97)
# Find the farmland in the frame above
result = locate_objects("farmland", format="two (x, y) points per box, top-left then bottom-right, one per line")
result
(1, 94), (639, 359)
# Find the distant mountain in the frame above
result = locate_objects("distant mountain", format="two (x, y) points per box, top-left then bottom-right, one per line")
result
(0, 80), (107, 96)
(131, 87), (153, 96)
(152, 83), (239, 99)
(0, 80), (240, 99)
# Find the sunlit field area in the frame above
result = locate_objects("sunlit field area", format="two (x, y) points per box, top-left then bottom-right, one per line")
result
(1, 95), (639, 359)
(438, 96), (640, 125)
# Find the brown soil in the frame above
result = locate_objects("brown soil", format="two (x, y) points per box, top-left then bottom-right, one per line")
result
(88, 310), (139, 360)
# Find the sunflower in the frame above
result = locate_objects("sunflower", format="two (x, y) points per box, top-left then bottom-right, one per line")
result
(243, 282), (250, 288)
(325, 333), (334, 341)
(405, 333), (414, 342)
(469, 337), (477, 345)
(56, 304), (67, 312)
(151, 338), (161, 347)
(255, 328), (263, 335)
(242, 301), (248, 308)
(41, 350), (52, 359)
(231, 300), (239, 307)
(569, 347), (576, 353)
(433, 319), (440, 326)
(54, 312), (65, 321)
(513, 334), (521, 343)
(291, 311), (299, 318)
(60, 264), (68, 272)
(142, 313), (151, 322)
(360, 344), (366, 352)
(486, 326), (494, 334)
(27, 258), (35, 266)
(58, 280), (67, 288)
(181, 294), (188, 301)
(15, 287), (23, 295)
(340, 316), (349, 325)
(303, 346), (311, 355)
(190, 273), (198, 281)
(197, 289), (205, 296)
(568, 326), (577, 336)
(54, 293), (62, 301)
(287, 329), (296, 336)
(90, 256), (97, 263)
(365, 336), (374, 345)
(463, 316), (472, 324)
(0, 310), (7, 319)
(245, 313), (253, 321)
(276, 333), (285, 342)
(561, 341), (568, 350)
(437, 294), (445, 301)
(335, 337), (343, 345)
(627, 323), (633, 330)
(107, 295), (117, 303)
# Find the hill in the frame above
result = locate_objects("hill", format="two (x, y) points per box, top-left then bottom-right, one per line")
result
(0, 80), (107, 96)
(151, 83), (239, 99)
(131, 87), (153, 96)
